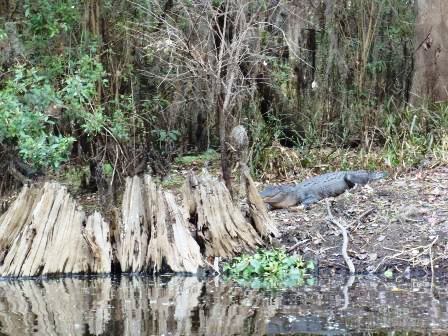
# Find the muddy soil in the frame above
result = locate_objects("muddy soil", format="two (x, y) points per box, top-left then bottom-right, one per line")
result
(266, 166), (448, 275)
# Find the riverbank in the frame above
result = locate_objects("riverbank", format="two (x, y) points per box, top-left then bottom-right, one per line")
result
(269, 165), (448, 276)
(1, 161), (447, 277)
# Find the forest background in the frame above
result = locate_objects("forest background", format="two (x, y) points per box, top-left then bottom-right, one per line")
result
(1, 0), (447, 206)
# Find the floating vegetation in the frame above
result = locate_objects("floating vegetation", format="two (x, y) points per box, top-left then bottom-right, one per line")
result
(223, 249), (315, 289)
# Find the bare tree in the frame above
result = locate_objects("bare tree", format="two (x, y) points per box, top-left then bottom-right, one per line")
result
(135, 0), (284, 191)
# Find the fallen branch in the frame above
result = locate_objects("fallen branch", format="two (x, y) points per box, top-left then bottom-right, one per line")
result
(286, 239), (310, 253)
(340, 275), (356, 310)
(350, 207), (375, 231)
(325, 199), (355, 274)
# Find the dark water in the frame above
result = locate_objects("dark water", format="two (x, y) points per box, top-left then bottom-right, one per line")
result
(0, 274), (447, 335)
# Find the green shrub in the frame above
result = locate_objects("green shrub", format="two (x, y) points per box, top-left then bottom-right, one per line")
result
(0, 66), (74, 169)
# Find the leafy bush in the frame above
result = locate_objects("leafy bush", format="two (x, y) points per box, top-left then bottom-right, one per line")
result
(223, 249), (315, 289)
(0, 52), (129, 169)
(24, 0), (79, 39)
(0, 66), (74, 169)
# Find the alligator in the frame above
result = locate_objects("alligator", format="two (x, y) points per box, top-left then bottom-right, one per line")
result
(260, 170), (387, 209)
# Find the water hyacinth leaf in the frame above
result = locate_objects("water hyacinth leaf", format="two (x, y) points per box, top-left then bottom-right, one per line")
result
(223, 249), (315, 289)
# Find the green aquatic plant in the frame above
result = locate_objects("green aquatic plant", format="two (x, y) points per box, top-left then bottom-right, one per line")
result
(223, 248), (315, 289)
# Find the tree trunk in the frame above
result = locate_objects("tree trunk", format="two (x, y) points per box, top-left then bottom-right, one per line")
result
(218, 94), (232, 194)
(410, 0), (448, 105)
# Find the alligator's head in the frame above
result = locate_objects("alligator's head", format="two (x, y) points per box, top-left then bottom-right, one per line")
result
(369, 171), (388, 180)
(260, 184), (298, 209)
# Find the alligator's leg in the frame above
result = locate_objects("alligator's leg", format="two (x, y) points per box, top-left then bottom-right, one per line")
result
(263, 192), (286, 203)
(301, 194), (321, 210)
(269, 193), (299, 209)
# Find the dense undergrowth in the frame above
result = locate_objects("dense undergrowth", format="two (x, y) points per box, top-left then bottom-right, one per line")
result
(1, 0), (447, 196)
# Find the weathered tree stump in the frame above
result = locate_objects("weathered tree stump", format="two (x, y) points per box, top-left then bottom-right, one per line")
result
(0, 169), (275, 277)
(0, 183), (111, 277)
(116, 176), (150, 273)
(183, 171), (263, 258)
(243, 166), (279, 238)
(117, 175), (203, 274)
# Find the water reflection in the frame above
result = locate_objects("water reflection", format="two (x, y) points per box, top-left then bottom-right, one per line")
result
(0, 274), (447, 335)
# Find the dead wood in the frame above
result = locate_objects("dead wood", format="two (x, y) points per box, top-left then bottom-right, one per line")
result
(116, 176), (150, 273)
(183, 171), (263, 258)
(242, 165), (279, 238)
(146, 176), (204, 273)
(0, 168), (273, 277)
(83, 211), (112, 274)
(117, 175), (203, 274)
(325, 199), (355, 274)
(229, 125), (249, 198)
(0, 183), (111, 277)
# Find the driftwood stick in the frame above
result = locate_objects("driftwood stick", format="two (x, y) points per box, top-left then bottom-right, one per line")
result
(286, 239), (310, 253)
(325, 199), (355, 274)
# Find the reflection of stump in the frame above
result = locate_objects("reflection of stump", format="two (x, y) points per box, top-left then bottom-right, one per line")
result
(229, 125), (249, 199)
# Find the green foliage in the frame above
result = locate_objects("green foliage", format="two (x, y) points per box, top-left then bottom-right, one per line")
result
(0, 66), (74, 169)
(223, 249), (315, 289)
(379, 104), (448, 168)
(175, 149), (219, 166)
(60, 165), (89, 190)
(0, 53), (129, 169)
(152, 129), (181, 143)
(212, 0), (224, 7)
(59, 55), (129, 140)
(298, 0), (416, 149)
(384, 269), (394, 278)
(61, 55), (105, 114)
(102, 163), (114, 177)
(0, 28), (7, 41)
(271, 61), (292, 94)
(160, 175), (185, 189)
(24, 0), (79, 39)
(3, 0), (444, 185)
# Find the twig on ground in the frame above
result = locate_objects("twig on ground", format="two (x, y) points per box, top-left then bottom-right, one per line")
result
(325, 199), (355, 274)
(430, 244), (435, 289)
(287, 239), (310, 253)
(350, 207), (375, 231)
(375, 236), (439, 272)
